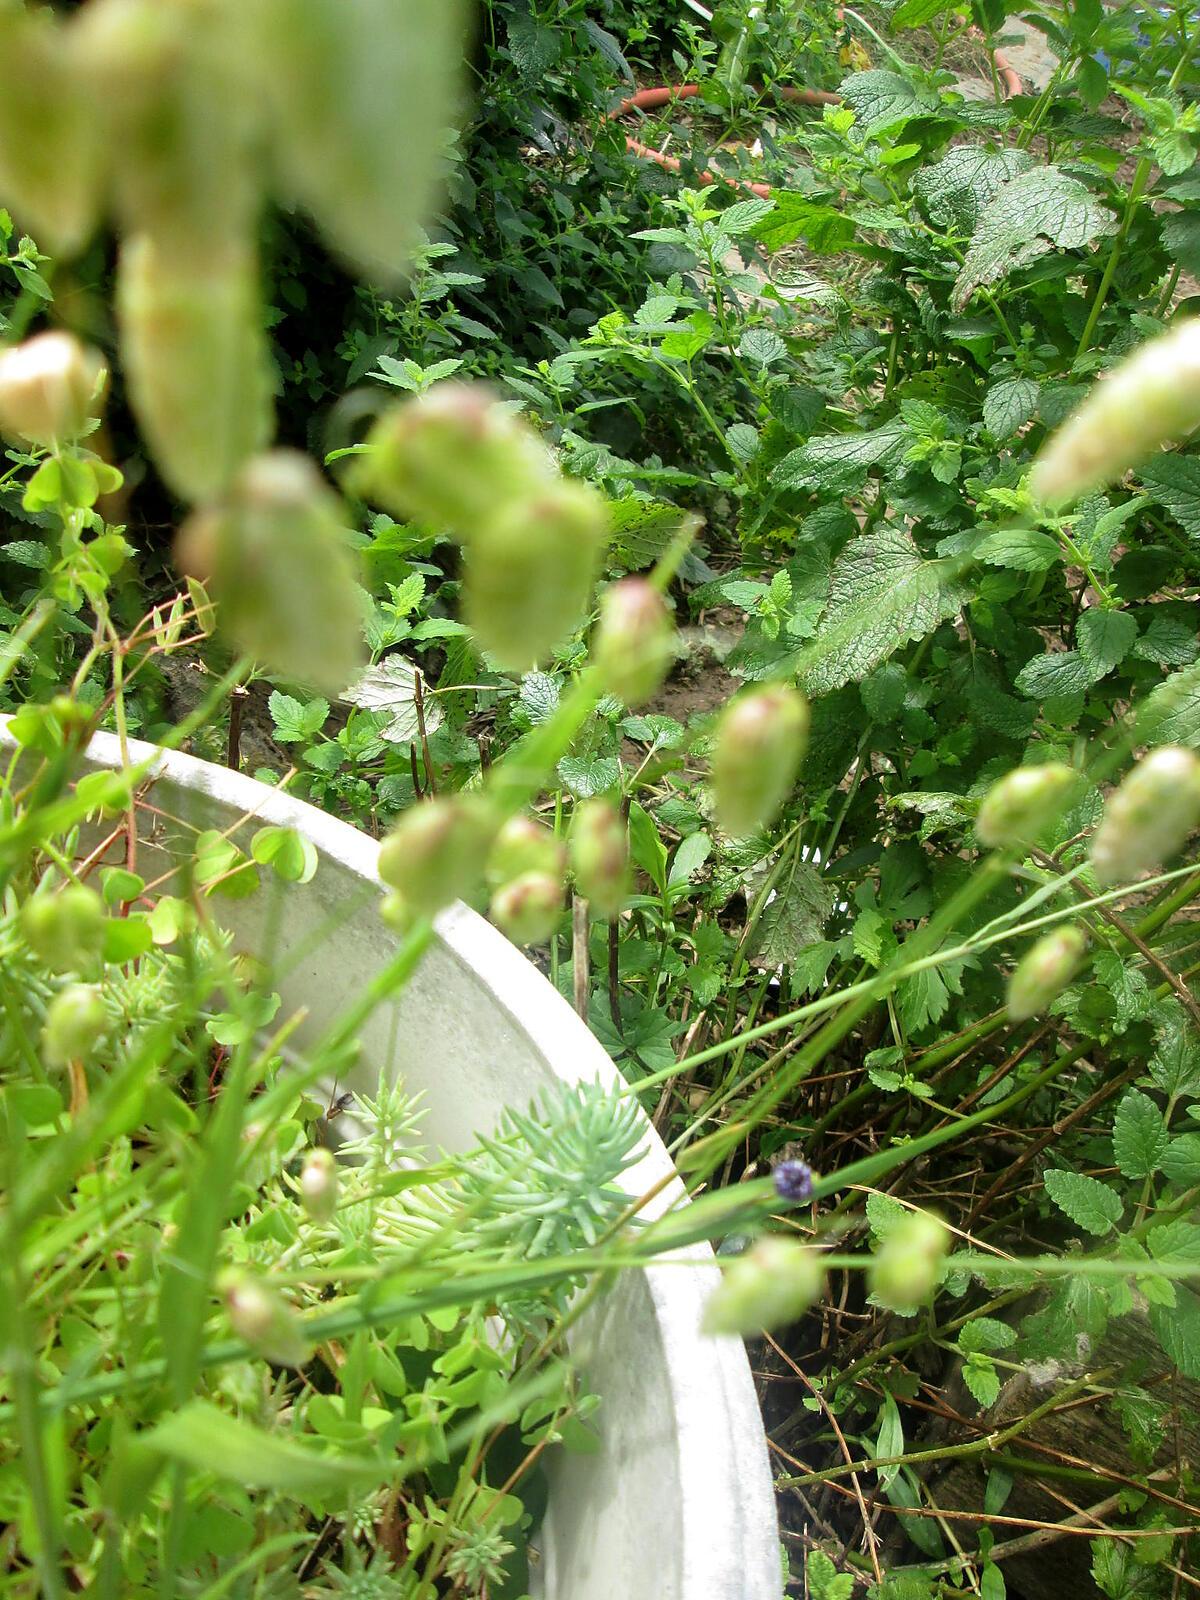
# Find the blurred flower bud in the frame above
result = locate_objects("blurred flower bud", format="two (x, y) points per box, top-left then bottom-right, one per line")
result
(0, 333), (104, 448)
(21, 885), (106, 975)
(490, 870), (564, 945)
(299, 1147), (338, 1225)
(246, 0), (462, 279)
(0, 7), (102, 254)
(593, 579), (676, 706)
(701, 1236), (825, 1337)
(218, 1267), (311, 1368)
(1007, 926), (1088, 1022)
(1031, 320), (1200, 507)
(712, 685), (810, 838)
(41, 983), (107, 1068)
(1090, 746), (1200, 887)
(353, 383), (556, 531)
(486, 816), (564, 888)
(868, 1210), (949, 1311)
(976, 762), (1077, 850)
(464, 480), (608, 671)
(177, 450), (364, 695)
(117, 233), (272, 503)
(376, 796), (497, 918)
(569, 800), (631, 920)
(773, 1159), (815, 1203)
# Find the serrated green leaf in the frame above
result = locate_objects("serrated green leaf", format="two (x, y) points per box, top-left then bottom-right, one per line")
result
(1163, 1133), (1200, 1185)
(772, 420), (909, 494)
(1136, 661), (1200, 747)
(749, 859), (835, 969)
(983, 377), (1040, 440)
(1014, 649), (1099, 698)
(953, 166), (1117, 309)
(974, 528), (1061, 571)
(958, 1316), (1017, 1354)
(914, 145), (1032, 233)
(1043, 1168), (1123, 1235)
(1132, 615), (1199, 668)
(1162, 209), (1200, 275)
(739, 327), (786, 367)
(963, 1353), (1001, 1408)
(268, 691), (330, 744)
(797, 529), (970, 696)
(720, 196), (775, 236)
(839, 70), (935, 142)
(1138, 454), (1200, 539)
(1112, 1089), (1168, 1178)
(1149, 1285), (1200, 1379)
(861, 662), (908, 721)
(750, 193), (856, 254)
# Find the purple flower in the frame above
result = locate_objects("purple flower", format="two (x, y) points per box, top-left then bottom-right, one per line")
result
(773, 1159), (814, 1203)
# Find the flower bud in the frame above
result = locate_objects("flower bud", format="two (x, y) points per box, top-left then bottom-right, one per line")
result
(376, 795), (497, 917)
(1007, 926), (1088, 1021)
(486, 816), (565, 888)
(976, 762), (1077, 850)
(353, 384), (556, 532)
(0, 333), (104, 448)
(41, 983), (107, 1068)
(868, 1210), (949, 1311)
(701, 1236), (825, 1337)
(1031, 319), (1200, 507)
(299, 1147), (338, 1225)
(463, 480), (608, 671)
(0, 8), (102, 254)
(569, 800), (631, 920)
(490, 870), (564, 945)
(117, 233), (273, 502)
(218, 1267), (311, 1368)
(593, 579), (676, 706)
(712, 685), (810, 838)
(1090, 746), (1200, 887)
(176, 450), (364, 694)
(21, 885), (106, 975)
(773, 1159), (815, 1203)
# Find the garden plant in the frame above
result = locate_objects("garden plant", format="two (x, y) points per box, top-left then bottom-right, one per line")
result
(0, 1), (1199, 1598)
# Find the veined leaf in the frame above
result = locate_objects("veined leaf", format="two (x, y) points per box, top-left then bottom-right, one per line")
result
(772, 419), (909, 495)
(1112, 1089), (1168, 1179)
(1137, 661), (1200, 747)
(915, 146), (1033, 234)
(1043, 1168), (1122, 1235)
(982, 377), (1040, 441)
(1139, 455), (1200, 539)
(953, 166), (1116, 309)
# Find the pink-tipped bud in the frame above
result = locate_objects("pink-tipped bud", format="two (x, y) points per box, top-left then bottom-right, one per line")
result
(701, 1237), (825, 1337)
(490, 870), (564, 945)
(1091, 746), (1200, 887)
(376, 795), (497, 918)
(976, 762), (1077, 850)
(569, 800), (631, 920)
(1031, 319), (1200, 507)
(0, 333), (104, 448)
(1007, 926), (1088, 1021)
(219, 1268), (311, 1368)
(712, 685), (810, 838)
(299, 1147), (338, 1224)
(593, 579), (676, 706)
(868, 1210), (949, 1311)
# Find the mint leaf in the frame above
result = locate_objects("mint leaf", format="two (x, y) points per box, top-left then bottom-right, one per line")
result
(983, 377), (1040, 440)
(839, 70), (935, 142)
(975, 527), (1061, 571)
(268, 691), (330, 743)
(772, 419), (909, 494)
(749, 860), (835, 968)
(953, 166), (1117, 309)
(962, 1353), (1001, 1408)
(1044, 1168), (1123, 1235)
(750, 193), (855, 254)
(1137, 661), (1200, 747)
(1163, 1133), (1200, 1185)
(915, 145), (1032, 232)
(1014, 649), (1098, 698)
(1112, 1089), (1168, 1178)
(1078, 609), (1138, 675)
(1139, 454), (1200, 538)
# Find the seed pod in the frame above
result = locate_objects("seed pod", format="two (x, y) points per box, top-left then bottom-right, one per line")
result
(1007, 926), (1088, 1022)
(701, 1236), (825, 1337)
(117, 233), (273, 503)
(353, 384), (556, 533)
(376, 795), (497, 918)
(299, 1147), (338, 1225)
(490, 870), (564, 946)
(486, 816), (565, 888)
(569, 800), (631, 920)
(868, 1210), (949, 1311)
(1090, 746), (1200, 887)
(593, 579), (676, 706)
(463, 480), (609, 671)
(0, 7), (103, 254)
(176, 451), (364, 694)
(76, 0), (260, 249)
(976, 762), (1077, 850)
(21, 885), (106, 975)
(1030, 319), (1200, 508)
(245, 0), (463, 279)
(712, 685), (810, 838)
(0, 333), (105, 449)
(41, 983), (107, 1068)
(218, 1267), (311, 1368)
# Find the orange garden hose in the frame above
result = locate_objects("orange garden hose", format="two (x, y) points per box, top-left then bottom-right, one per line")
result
(607, 47), (1023, 199)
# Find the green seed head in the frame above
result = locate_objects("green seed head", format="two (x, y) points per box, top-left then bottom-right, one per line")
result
(976, 761), (1077, 850)
(489, 870), (564, 945)
(569, 800), (631, 920)
(868, 1210), (949, 1311)
(376, 795), (497, 917)
(593, 579), (676, 707)
(701, 1236), (825, 1337)
(712, 685), (810, 838)
(1090, 746), (1200, 887)
(1006, 925), (1088, 1022)
(41, 983), (107, 1068)
(21, 885), (106, 975)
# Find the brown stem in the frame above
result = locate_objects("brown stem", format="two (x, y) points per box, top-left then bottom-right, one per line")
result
(572, 895), (589, 1022)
